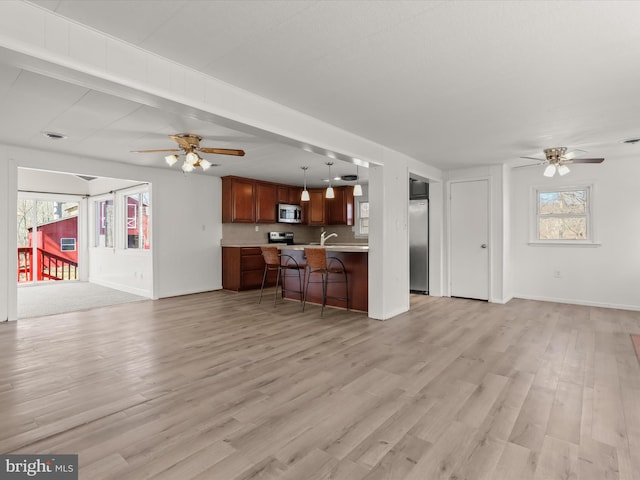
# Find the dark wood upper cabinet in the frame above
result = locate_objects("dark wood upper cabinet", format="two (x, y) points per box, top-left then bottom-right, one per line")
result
(222, 176), (255, 223)
(328, 186), (354, 225)
(276, 186), (290, 204)
(222, 176), (353, 225)
(255, 183), (278, 223)
(307, 189), (327, 225)
(288, 187), (303, 206)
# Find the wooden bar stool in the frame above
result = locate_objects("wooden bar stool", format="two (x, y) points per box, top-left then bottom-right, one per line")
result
(303, 248), (349, 316)
(259, 246), (304, 306)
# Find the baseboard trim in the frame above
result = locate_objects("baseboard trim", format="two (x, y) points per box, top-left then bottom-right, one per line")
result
(513, 294), (640, 312)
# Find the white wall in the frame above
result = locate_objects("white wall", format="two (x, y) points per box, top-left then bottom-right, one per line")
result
(1, 145), (223, 320)
(511, 155), (640, 310)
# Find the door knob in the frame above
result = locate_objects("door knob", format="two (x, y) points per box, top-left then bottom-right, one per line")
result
(481, 244), (487, 248)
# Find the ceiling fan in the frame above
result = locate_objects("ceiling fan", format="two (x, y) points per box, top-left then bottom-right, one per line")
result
(520, 147), (604, 177)
(132, 134), (245, 172)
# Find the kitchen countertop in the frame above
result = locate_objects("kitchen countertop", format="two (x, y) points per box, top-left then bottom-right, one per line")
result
(222, 244), (368, 253)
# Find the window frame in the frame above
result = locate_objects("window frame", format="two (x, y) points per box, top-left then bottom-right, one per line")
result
(60, 237), (76, 252)
(529, 184), (599, 246)
(355, 199), (369, 238)
(122, 186), (151, 251)
(92, 194), (115, 249)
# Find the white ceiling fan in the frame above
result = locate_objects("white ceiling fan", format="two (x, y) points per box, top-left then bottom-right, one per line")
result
(520, 147), (605, 177)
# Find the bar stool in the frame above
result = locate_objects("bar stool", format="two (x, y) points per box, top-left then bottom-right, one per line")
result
(303, 248), (349, 316)
(259, 246), (304, 306)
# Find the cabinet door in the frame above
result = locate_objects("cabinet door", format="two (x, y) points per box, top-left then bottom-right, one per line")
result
(222, 177), (255, 223)
(307, 189), (327, 225)
(277, 186), (290, 204)
(256, 183), (277, 223)
(327, 187), (354, 225)
(288, 187), (303, 205)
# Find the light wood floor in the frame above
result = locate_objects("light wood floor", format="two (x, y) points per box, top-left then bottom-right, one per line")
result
(1, 291), (640, 480)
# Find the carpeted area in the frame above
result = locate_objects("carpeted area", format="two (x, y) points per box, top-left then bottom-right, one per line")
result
(17, 281), (149, 319)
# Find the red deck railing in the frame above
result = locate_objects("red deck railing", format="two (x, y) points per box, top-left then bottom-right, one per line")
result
(18, 247), (78, 282)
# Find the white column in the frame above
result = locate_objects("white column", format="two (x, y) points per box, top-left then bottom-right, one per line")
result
(368, 157), (411, 320)
(1, 157), (18, 320)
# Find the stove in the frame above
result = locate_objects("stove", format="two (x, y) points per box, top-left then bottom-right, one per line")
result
(268, 231), (294, 245)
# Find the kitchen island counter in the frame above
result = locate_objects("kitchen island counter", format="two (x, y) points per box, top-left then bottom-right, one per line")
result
(279, 246), (368, 312)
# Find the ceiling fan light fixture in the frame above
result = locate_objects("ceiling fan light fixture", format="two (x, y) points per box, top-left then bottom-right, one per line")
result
(165, 154), (179, 166)
(181, 162), (195, 173)
(199, 159), (212, 171)
(543, 164), (557, 177)
(557, 164), (570, 176)
(185, 151), (199, 165)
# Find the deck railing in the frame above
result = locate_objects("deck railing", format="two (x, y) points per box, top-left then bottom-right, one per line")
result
(17, 247), (78, 282)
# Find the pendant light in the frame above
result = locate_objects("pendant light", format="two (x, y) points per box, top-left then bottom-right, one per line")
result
(543, 163), (556, 177)
(353, 165), (363, 196)
(325, 162), (335, 199)
(301, 166), (310, 201)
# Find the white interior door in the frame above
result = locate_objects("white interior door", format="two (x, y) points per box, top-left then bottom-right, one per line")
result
(450, 179), (489, 300)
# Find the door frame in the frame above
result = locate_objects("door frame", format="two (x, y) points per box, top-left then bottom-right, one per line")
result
(445, 175), (493, 301)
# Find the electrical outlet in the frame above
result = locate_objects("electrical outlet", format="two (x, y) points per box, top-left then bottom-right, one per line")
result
(255, 225), (259, 232)
(553, 270), (561, 278)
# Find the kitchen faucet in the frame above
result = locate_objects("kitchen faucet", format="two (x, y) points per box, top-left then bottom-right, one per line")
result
(320, 232), (338, 246)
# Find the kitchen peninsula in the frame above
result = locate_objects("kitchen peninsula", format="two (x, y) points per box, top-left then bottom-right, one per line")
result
(222, 244), (368, 313)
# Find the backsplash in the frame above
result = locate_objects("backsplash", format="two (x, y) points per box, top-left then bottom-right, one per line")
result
(221, 223), (366, 245)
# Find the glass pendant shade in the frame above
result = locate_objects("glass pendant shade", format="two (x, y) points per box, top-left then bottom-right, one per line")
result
(185, 151), (199, 165)
(182, 162), (195, 173)
(352, 165), (363, 196)
(199, 159), (212, 171)
(300, 166), (310, 201)
(165, 154), (179, 166)
(325, 162), (334, 198)
(543, 164), (556, 177)
(557, 164), (570, 176)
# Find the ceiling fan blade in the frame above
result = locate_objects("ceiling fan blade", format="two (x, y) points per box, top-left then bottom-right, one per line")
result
(520, 156), (546, 162)
(563, 149), (586, 160)
(199, 147), (245, 156)
(514, 162), (545, 169)
(570, 158), (604, 164)
(131, 149), (181, 153)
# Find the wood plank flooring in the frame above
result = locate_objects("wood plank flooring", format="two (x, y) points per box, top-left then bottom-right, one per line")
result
(1, 291), (640, 479)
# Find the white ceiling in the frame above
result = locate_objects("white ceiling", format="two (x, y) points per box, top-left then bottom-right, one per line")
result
(5, 1), (640, 185)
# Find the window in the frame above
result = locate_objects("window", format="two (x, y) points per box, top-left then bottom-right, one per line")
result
(95, 198), (114, 248)
(125, 191), (150, 249)
(60, 238), (76, 252)
(357, 201), (369, 236)
(533, 186), (594, 242)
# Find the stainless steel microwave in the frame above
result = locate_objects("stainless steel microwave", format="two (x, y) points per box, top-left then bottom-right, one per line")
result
(277, 203), (302, 223)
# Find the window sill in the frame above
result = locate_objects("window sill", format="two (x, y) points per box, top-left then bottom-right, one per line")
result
(527, 241), (602, 247)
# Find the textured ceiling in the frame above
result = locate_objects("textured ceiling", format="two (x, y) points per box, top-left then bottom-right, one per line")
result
(10, 0), (640, 180)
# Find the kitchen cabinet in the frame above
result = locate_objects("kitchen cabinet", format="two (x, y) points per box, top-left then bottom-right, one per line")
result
(277, 186), (290, 204)
(288, 187), (303, 205)
(222, 177), (255, 223)
(307, 189), (327, 225)
(327, 186), (354, 225)
(222, 247), (275, 291)
(255, 183), (277, 223)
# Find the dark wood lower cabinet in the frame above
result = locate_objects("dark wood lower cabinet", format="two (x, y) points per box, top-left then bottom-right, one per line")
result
(222, 247), (275, 291)
(280, 249), (368, 312)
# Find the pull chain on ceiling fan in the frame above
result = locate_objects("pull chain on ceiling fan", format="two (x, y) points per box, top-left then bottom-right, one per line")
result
(131, 134), (245, 172)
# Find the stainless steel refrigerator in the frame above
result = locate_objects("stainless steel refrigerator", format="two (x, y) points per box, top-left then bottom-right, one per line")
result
(409, 199), (429, 293)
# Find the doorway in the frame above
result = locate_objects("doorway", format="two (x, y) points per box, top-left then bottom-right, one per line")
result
(17, 196), (80, 285)
(450, 179), (489, 300)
